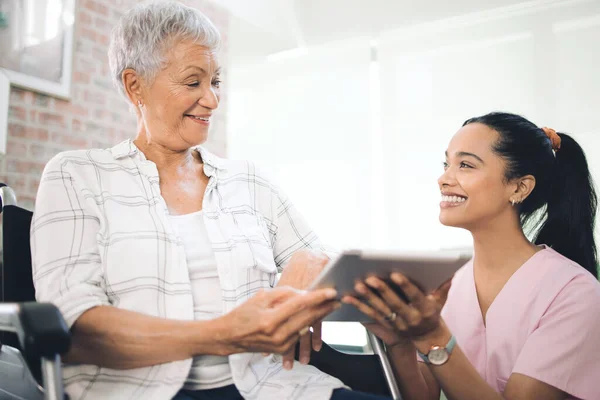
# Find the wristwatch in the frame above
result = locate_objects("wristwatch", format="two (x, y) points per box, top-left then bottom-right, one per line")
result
(417, 335), (456, 366)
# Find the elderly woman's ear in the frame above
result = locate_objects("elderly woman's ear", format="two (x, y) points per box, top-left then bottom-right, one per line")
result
(122, 68), (143, 107)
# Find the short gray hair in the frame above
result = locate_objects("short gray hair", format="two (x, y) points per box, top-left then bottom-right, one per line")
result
(108, 1), (221, 98)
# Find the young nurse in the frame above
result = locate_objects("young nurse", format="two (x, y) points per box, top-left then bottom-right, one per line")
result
(344, 112), (600, 400)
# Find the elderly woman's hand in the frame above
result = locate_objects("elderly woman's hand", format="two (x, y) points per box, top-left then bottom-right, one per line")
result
(219, 286), (340, 369)
(342, 273), (452, 346)
(277, 250), (329, 291)
(276, 250), (330, 368)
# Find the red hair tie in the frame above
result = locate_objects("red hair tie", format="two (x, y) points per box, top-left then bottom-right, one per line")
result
(542, 127), (561, 151)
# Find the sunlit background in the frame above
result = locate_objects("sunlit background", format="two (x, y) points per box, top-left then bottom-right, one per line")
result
(1, 0), (599, 357)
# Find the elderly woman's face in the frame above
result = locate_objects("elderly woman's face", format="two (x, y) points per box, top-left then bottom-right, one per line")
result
(139, 40), (221, 149)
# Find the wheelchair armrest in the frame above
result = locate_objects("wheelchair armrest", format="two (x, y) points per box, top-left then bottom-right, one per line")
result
(0, 303), (70, 400)
(0, 183), (18, 210)
(0, 302), (71, 359)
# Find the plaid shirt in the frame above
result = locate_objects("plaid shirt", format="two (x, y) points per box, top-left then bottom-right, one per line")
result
(31, 139), (344, 400)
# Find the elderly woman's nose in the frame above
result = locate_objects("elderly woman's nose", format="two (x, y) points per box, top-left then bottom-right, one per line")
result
(199, 86), (219, 110)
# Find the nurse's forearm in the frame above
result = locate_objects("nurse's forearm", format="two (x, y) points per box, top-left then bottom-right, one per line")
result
(387, 341), (439, 400)
(424, 347), (504, 400)
(412, 328), (505, 400)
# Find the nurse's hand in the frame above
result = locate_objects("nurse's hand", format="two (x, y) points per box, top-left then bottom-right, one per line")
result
(342, 273), (452, 345)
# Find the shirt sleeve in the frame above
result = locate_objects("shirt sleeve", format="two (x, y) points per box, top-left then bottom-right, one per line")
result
(511, 274), (600, 400)
(267, 176), (336, 270)
(31, 154), (110, 328)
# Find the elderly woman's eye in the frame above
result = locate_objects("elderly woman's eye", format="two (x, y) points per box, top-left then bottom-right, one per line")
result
(212, 79), (221, 88)
(187, 81), (199, 87)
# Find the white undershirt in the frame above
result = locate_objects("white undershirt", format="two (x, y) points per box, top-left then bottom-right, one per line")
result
(168, 210), (233, 390)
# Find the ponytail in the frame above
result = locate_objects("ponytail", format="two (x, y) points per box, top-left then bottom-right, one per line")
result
(534, 133), (598, 276)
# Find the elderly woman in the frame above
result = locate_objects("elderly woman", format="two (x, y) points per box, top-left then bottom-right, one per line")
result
(31, 2), (390, 400)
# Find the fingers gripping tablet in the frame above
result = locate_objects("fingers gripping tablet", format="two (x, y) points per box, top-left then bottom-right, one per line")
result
(308, 250), (471, 322)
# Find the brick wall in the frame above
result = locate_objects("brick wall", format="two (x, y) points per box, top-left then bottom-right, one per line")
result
(0, 0), (229, 210)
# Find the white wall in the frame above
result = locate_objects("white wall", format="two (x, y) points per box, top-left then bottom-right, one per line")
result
(228, 39), (376, 251)
(229, 0), (600, 255)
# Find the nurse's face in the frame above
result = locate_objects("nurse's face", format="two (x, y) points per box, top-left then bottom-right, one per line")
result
(437, 123), (518, 230)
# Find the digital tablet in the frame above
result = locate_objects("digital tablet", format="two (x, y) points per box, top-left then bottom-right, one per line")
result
(309, 250), (471, 322)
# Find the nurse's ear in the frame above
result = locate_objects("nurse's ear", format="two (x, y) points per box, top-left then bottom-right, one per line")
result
(510, 175), (536, 204)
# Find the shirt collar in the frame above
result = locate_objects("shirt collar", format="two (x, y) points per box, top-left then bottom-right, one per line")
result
(110, 139), (225, 171)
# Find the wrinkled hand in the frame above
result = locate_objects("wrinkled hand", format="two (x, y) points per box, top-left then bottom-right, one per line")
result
(277, 250), (329, 291)
(342, 273), (452, 346)
(276, 250), (330, 368)
(221, 286), (340, 368)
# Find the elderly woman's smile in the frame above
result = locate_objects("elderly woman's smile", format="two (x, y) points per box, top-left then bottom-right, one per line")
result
(185, 114), (211, 125)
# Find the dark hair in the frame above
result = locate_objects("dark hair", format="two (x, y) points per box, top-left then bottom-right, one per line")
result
(463, 112), (598, 276)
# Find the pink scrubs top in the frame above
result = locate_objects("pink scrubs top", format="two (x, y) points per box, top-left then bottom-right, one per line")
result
(442, 246), (600, 399)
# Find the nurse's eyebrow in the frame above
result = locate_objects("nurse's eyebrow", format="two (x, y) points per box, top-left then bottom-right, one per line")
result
(446, 151), (485, 164)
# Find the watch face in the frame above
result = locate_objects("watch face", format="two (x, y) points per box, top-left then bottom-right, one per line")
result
(428, 347), (449, 365)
